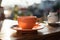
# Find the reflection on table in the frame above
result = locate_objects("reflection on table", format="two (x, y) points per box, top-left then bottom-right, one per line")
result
(0, 19), (60, 40)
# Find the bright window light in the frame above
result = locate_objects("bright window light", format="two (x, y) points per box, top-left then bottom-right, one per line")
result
(1, 0), (42, 7)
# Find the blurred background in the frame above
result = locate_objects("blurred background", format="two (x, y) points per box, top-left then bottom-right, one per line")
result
(0, 0), (60, 40)
(0, 0), (60, 21)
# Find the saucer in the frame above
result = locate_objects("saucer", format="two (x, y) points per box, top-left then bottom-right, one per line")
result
(11, 24), (45, 31)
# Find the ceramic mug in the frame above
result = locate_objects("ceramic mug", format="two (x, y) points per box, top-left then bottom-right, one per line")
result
(48, 12), (58, 23)
(17, 16), (37, 29)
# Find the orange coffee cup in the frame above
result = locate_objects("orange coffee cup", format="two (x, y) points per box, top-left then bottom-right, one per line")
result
(17, 16), (37, 29)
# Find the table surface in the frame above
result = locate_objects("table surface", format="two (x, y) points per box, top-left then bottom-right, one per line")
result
(0, 19), (60, 40)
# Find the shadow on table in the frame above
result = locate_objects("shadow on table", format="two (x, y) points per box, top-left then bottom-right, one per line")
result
(11, 31), (60, 40)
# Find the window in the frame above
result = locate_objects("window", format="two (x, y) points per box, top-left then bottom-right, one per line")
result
(1, 0), (41, 7)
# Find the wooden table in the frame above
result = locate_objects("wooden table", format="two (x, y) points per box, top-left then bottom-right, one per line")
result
(0, 19), (60, 40)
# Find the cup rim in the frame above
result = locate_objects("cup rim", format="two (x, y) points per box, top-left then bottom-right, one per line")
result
(17, 16), (37, 18)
